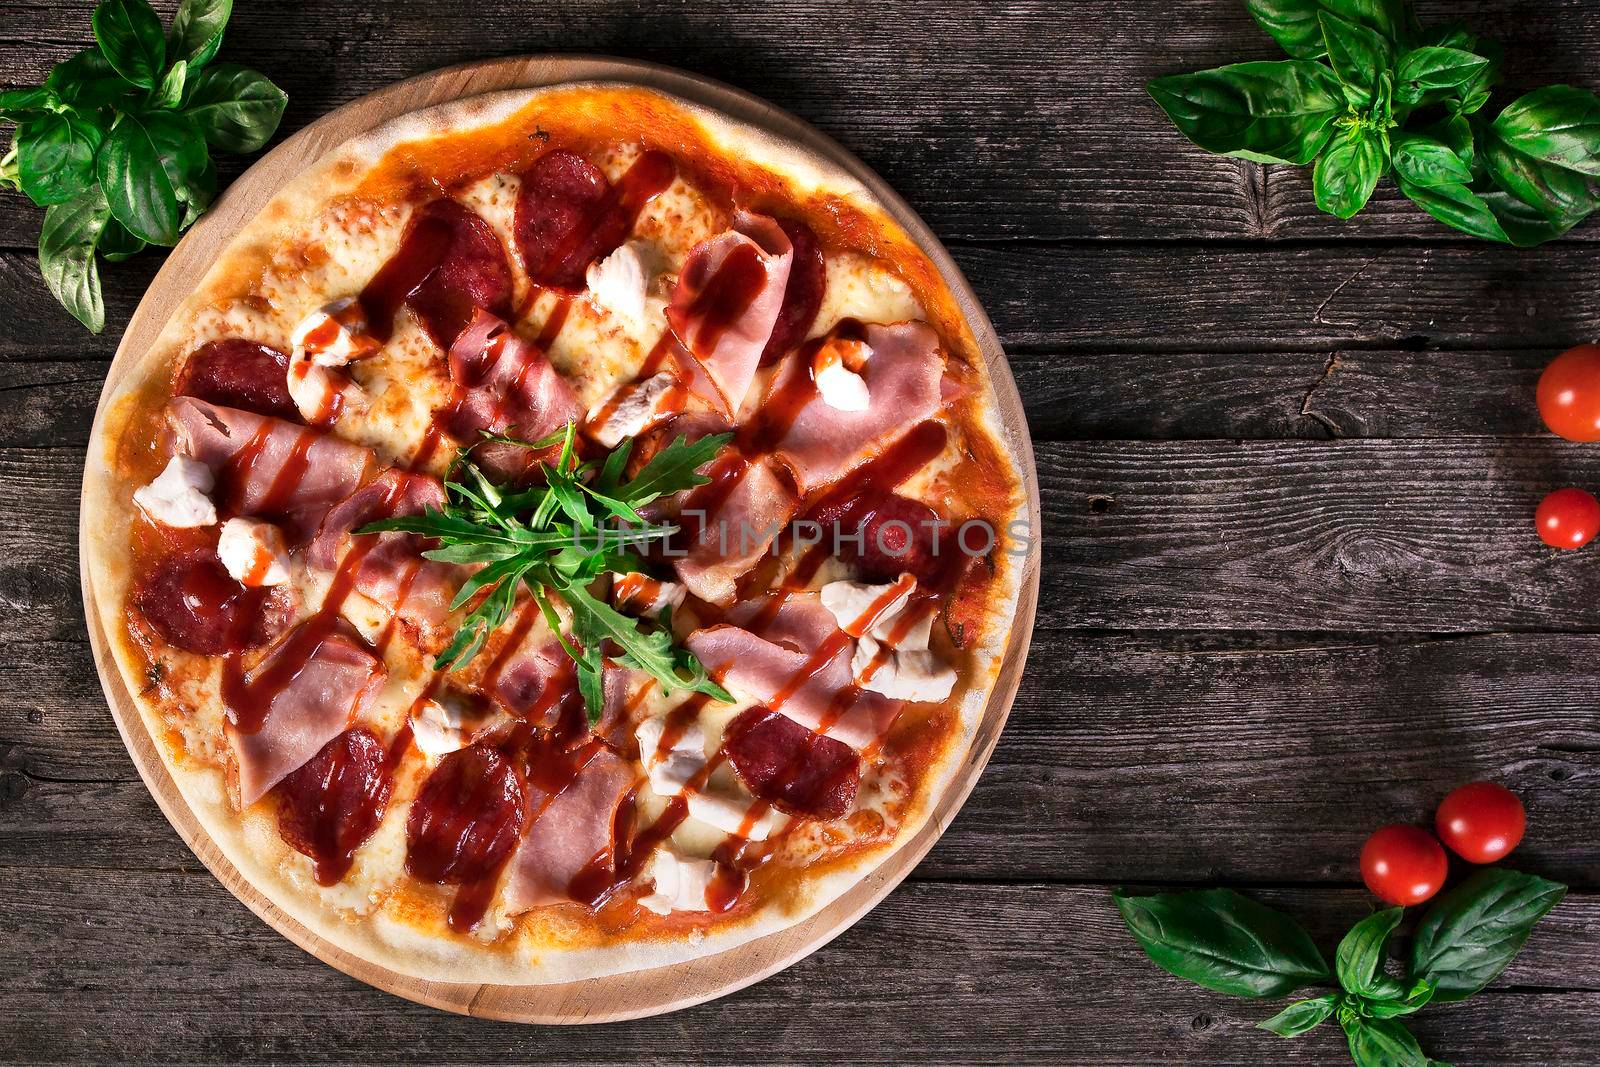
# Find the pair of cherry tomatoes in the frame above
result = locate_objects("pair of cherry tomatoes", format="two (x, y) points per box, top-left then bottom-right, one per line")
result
(1535, 345), (1600, 548)
(1359, 782), (1525, 906)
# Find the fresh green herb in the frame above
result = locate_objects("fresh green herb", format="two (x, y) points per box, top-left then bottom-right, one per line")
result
(1116, 867), (1566, 1064)
(0, 0), (284, 331)
(359, 424), (735, 723)
(1148, 2), (1600, 244)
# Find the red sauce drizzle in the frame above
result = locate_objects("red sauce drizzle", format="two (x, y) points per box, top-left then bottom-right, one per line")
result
(681, 241), (768, 359)
(274, 726), (399, 886)
(358, 212), (455, 343)
(532, 295), (572, 351)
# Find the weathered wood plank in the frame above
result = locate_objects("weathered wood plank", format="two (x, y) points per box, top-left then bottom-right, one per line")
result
(8, 632), (1597, 887)
(0, 870), (1592, 1064)
(7, 243), (1600, 362)
(6, 1), (1600, 248)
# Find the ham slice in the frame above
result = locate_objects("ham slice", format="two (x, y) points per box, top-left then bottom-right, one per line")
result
(501, 745), (636, 912)
(231, 623), (387, 806)
(443, 309), (582, 480)
(671, 456), (797, 607)
(666, 210), (793, 415)
(169, 397), (377, 536)
(307, 468), (461, 644)
(763, 321), (945, 494)
(685, 592), (899, 750)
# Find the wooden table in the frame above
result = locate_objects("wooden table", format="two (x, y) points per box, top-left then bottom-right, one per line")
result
(3, 1), (1597, 1062)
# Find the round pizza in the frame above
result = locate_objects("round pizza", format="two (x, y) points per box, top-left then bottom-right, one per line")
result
(84, 81), (1028, 984)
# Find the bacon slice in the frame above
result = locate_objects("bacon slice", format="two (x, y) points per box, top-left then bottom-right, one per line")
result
(671, 455), (797, 607)
(174, 339), (300, 423)
(667, 210), (794, 414)
(763, 321), (945, 494)
(685, 592), (899, 749)
(307, 468), (460, 643)
(231, 624), (387, 807)
(168, 397), (377, 536)
(443, 310), (582, 480)
(359, 198), (513, 348)
(501, 744), (636, 912)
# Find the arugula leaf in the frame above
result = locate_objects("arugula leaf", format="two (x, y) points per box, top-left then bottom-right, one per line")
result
(92, 0), (166, 90)
(616, 431), (733, 506)
(38, 186), (111, 333)
(1410, 868), (1566, 1002)
(558, 579), (732, 710)
(167, 0), (233, 68)
(182, 63), (287, 153)
(1147, 61), (1345, 166)
(1257, 992), (1340, 1037)
(1113, 888), (1331, 998)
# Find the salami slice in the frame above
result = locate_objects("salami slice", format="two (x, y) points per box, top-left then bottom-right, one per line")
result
(405, 742), (526, 887)
(809, 492), (948, 586)
(275, 728), (395, 886)
(174, 339), (299, 423)
(133, 547), (287, 655)
(514, 149), (674, 293)
(723, 706), (860, 819)
(359, 198), (513, 348)
(759, 217), (826, 366)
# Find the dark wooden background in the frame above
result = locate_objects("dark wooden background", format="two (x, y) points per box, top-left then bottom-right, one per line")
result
(4, 0), (1600, 1062)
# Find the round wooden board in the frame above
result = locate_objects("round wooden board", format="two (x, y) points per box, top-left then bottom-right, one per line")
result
(79, 54), (1041, 1024)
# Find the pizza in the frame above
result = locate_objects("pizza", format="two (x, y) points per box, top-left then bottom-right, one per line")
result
(83, 81), (1029, 985)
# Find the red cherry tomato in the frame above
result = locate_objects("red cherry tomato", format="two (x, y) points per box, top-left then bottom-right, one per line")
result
(1360, 825), (1448, 906)
(1436, 782), (1526, 864)
(1535, 488), (1600, 549)
(1537, 344), (1600, 441)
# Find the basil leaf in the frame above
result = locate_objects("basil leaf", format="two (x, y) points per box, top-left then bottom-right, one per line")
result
(1147, 60), (1344, 166)
(38, 186), (110, 333)
(1245, 0), (1326, 59)
(0, 86), (56, 120)
(1391, 133), (1473, 187)
(1319, 10), (1394, 106)
(1493, 84), (1600, 176)
(1341, 1015), (1428, 1067)
(97, 217), (147, 262)
(1257, 992), (1340, 1037)
(182, 63), (287, 153)
(97, 112), (182, 245)
(1394, 46), (1490, 108)
(92, 0), (166, 90)
(1410, 868), (1566, 1002)
(1365, 978), (1436, 1019)
(1484, 125), (1599, 224)
(1481, 189), (1582, 247)
(46, 48), (137, 110)
(142, 111), (209, 206)
(1320, 0), (1404, 41)
(167, 0), (232, 68)
(1313, 131), (1386, 219)
(17, 111), (104, 206)
(1397, 179), (1512, 243)
(1113, 888), (1331, 998)
(1335, 907), (1404, 997)
(153, 59), (188, 109)
(1415, 22), (1476, 52)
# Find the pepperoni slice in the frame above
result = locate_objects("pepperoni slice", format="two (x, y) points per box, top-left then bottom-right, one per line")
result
(174, 339), (299, 422)
(809, 492), (948, 585)
(513, 150), (621, 293)
(759, 217), (826, 366)
(275, 728), (395, 886)
(405, 743), (526, 887)
(132, 547), (283, 655)
(359, 199), (513, 349)
(723, 706), (860, 819)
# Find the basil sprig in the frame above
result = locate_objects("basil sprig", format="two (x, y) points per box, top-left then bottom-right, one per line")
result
(360, 424), (736, 724)
(1115, 867), (1566, 1065)
(1149, 1), (1600, 244)
(0, 0), (285, 332)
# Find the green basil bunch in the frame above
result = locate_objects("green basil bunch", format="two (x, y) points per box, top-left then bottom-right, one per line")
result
(1148, 0), (1600, 246)
(0, 0), (286, 332)
(1115, 869), (1566, 1066)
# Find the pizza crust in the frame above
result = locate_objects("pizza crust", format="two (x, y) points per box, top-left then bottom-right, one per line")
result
(83, 80), (1028, 988)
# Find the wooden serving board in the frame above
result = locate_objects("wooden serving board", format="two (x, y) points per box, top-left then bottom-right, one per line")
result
(79, 55), (1040, 1023)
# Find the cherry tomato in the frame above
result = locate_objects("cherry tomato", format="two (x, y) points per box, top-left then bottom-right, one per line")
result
(1360, 825), (1448, 906)
(1537, 344), (1600, 442)
(1535, 488), (1600, 549)
(1436, 782), (1526, 864)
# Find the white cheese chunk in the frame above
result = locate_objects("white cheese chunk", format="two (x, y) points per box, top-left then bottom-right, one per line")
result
(585, 241), (650, 323)
(132, 456), (217, 528)
(819, 577), (916, 639)
(411, 691), (504, 759)
(290, 297), (377, 367)
(638, 849), (715, 915)
(853, 635), (956, 702)
(635, 716), (783, 840)
(287, 355), (364, 425)
(612, 572), (687, 619)
(217, 518), (290, 587)
(585, 372), (680, 448)
(813, 337), (872, 412)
